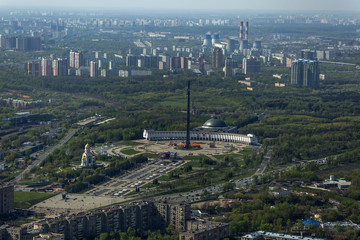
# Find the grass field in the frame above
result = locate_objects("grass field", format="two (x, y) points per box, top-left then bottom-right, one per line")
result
(213, 154), (241, 160)
(14, 191), (56, 209)
(120, 148), (140, 155)
(141, 153), (159, 158)
(183, 155), (211, 160)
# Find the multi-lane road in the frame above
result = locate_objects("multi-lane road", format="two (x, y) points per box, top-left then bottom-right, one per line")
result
(12, 128), (79, 183)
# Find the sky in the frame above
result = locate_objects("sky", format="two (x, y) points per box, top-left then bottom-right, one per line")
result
(1, 0), (360, 12)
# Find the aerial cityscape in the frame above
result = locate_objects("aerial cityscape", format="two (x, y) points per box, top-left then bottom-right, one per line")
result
(0, 1), (360, 240)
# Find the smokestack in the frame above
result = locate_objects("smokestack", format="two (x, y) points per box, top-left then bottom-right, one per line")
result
(239, 21), (243, 41)
(186, 80), (191, 149)
(245, 21), (249, 40)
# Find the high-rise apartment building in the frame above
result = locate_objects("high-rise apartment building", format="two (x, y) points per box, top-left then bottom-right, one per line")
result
(224, 57), (233, 77)
(300, 49), (316, 60)
(212, 47), (223, 68)
(291, 59), (319, 88)
(0, 184), (14, 215)
(41, 58), (52, 76)
(70, 50), (84, 68)
(90, 61), (98, 77)
(52, 58), (68, 76)
(27, 61), (41, 76)
(242, 57), (261, 74)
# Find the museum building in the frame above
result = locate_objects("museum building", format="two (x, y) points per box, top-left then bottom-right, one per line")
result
(143, 117), (258, 145)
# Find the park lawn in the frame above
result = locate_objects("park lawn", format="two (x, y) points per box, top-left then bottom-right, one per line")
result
(141, 153), (159, 158)
(14, 191), (56, 209)
(183, 160), (216, 168)
(120, 148), (140, 155)
(183, 155), (211, 160)
(213, 153), (241, 160)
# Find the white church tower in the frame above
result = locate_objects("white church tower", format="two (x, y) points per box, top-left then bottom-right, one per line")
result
(80, 143), (95, 168)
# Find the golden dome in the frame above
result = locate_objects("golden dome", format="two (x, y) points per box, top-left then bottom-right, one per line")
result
(85, 143), (90, 148)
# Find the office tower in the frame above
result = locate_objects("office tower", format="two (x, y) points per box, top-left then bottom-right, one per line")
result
(27, 61), (41, 76)
(212, 47), (223, 68)
(41, 58), (52, 76)
(90, 61), (98, 77)
(52, 58), (68, 76)
(242, 57), (261, 74)
(291, 59), (319, 88)
(0, 184), (14, 215)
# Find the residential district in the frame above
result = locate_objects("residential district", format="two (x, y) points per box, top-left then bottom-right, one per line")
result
(0, 6), (360, 240)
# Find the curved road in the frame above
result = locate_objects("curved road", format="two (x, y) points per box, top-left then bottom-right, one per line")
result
(12, 128), (79, 183)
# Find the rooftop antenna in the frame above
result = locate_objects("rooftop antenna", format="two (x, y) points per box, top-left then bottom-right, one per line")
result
(186, 80), (191, 149)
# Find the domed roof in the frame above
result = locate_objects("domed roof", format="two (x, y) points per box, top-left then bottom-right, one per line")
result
(85, 143), (90, 148)
(202, 118), (228, 128)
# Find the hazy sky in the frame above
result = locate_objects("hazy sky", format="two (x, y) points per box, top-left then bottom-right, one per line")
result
(2, 0), (360, 12)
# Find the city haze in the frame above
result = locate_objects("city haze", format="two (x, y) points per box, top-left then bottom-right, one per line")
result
(2, 0), (360, 12)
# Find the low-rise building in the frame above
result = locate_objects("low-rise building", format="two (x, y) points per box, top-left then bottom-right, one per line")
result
(241, 231), (324, 240)
(179, 220), (229, 240)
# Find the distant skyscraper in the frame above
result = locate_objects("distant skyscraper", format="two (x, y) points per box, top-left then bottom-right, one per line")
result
(291, 59), (319, 88)
(212, 47), (223, 68)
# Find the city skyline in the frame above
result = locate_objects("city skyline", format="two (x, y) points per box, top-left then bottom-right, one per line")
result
(2, 0), (360, 12)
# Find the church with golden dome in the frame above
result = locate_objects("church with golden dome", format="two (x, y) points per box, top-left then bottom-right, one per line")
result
(80, 143), (95, 168)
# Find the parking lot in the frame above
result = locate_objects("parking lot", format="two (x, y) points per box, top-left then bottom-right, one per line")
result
(85, 159), (186, 198)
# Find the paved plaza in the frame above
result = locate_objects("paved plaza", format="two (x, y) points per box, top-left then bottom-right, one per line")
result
(32, 140), (251, 214)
